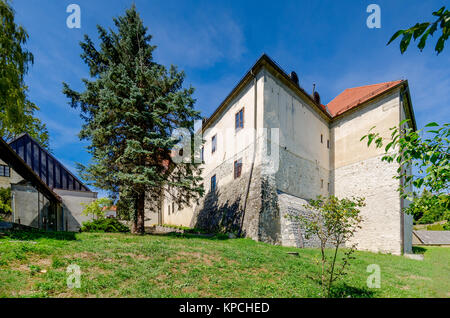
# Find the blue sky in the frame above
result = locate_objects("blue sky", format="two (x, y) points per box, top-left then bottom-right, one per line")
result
(11, 0), (449, 196)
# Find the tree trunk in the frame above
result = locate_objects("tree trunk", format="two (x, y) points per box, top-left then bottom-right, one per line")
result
(132, 192), (146, 234)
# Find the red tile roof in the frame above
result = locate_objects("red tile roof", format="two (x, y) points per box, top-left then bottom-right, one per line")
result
(327, 80), (404, 117)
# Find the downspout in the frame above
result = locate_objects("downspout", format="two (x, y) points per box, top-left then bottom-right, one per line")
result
(11, 192), (15, 223)
(399, 89), (405, 254)
(239, 69), (258, 236)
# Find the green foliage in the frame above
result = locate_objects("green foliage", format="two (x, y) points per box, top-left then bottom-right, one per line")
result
(410, 189), (449, 224)
(361, 121), (449, 217)
(161, 224), (210, 234)
(0, 0), (49, 148)
(63, 5), (203, 233)
(81, 218), (130, 233)
(387, 6), (449, 54)
(289, 195), (365, 298)
(0, 187), (11, 215)
(426, 223), (446, 231)
(81, 197), (113, 219)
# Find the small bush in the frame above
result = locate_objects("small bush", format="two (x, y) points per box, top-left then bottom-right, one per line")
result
(81, 218), (129, 233)
(426, 223), (445, 231)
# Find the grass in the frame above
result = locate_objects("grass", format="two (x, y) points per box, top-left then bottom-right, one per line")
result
(0, 230), (448, 298)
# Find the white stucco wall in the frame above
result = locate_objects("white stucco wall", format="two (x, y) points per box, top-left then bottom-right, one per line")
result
(263, 71), (331, 200)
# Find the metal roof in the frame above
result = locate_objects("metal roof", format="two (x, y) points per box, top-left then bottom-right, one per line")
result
(8, 133), (91, 192)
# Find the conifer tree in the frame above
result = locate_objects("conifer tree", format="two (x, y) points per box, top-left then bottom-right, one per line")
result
(63, 6), (204, 233)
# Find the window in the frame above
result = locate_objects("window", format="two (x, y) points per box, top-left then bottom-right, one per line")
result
(0, 165), (10, 177)
(327, 183), (330, 192)
(201, 146), (204, 163)
(235, 108), (244, 130)
(211, 175), (217, 192)
(234, 159), (242, 179)
(168, 204), (171, 215)
(172, 202), (175, 214)
(321, 134), (323, 143)
(321, 179), (324, 189)
(327, 140), (330, 149)
(211, 135), (217, 154)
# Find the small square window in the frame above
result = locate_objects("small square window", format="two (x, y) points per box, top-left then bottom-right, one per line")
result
(234, 159), (243, 179)
(211, 175), (217, 192)
(235, 108), (244, 130)
(201, 146), (205, 163)
(0, 165), (10, 177)
(212, 135), (217, 154)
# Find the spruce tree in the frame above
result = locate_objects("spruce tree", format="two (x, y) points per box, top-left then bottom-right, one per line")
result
(63, 6), (204, 233)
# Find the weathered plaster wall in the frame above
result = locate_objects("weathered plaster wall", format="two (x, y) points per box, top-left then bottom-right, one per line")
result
(332, 89), (404, 255)
(161, 70), (267, 235)
(262, 71), (331, 247)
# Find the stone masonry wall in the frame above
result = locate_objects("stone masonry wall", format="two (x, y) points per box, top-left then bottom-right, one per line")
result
(334, 154), (402, 255)
(191, 159), (262, 239)
(278, 192), (321, 248)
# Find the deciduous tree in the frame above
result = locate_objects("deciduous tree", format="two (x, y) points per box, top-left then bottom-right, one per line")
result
(0, 0), (49, 148)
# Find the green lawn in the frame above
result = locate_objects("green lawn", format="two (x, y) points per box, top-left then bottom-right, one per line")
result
(0, 231), (448, 298)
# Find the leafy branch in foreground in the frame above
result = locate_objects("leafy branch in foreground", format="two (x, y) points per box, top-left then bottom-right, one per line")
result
(289, 196), (365, 298)
(361, 120), (449, 217)
(387, 6), (449, 54)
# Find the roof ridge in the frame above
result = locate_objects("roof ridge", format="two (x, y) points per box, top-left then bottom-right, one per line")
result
(335, 81), (404, 115)
(342, 80), (402, 92)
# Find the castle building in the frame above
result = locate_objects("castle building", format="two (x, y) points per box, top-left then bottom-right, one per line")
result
(146, 54), (416, 255)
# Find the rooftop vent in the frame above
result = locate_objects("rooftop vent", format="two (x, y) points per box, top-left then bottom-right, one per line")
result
(289, 71), (299, 85)
(313, 91), (321, 105)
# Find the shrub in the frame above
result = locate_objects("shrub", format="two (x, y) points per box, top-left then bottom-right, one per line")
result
(0, 188), (12, 216)
(81, 218), (129, 233)
(426, 223), (445, 231)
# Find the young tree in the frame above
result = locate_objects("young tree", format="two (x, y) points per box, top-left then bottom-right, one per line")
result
(0, 0), (49, 148)
(289, 196), (365, 298)
(81, 197), (113, 220)
(387, 6), (449, 54)
(361, 121), (449, 220)
(63, 5), (204, 234)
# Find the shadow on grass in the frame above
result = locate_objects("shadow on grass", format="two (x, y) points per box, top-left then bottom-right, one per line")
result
(330, 283), (375, 298)
(157, 232), (230, 241)
(412, 246), (427, 254)
(2, 229), (77, 241)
